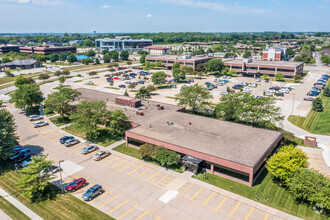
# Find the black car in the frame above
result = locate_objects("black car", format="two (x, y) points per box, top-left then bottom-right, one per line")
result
(82, 184), (103, 201)
(232, 84), (243, 90)
(59, 136), (74, 144)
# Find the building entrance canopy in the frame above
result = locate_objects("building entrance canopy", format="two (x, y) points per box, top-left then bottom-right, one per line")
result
(182, 155), (203, 166)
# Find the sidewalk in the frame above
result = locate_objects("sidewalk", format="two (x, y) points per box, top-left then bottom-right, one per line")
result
(282, 119), (330, 166)
(0, 188), (43, 220)
(0, 209), (12, 220)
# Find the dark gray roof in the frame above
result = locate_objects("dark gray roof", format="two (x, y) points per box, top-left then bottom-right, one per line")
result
(182, 155), (203, 165)
(3, 59), (37, 66)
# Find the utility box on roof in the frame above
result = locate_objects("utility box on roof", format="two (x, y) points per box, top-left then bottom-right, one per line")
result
(115, 97), (141, 107)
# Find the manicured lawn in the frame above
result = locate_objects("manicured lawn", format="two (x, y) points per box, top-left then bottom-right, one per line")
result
(105, 87), (120, 90)
(113, 144), (183, 173)
(49, 115), (71, 126)
(288, 96), (330, 135)
(0, 163), (114, 220)
(0, 196), (30, 220)
(63, 123), (117, 147)
(193, 171), (329, 220)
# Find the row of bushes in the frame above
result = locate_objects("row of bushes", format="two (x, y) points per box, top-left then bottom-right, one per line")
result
(138, 144), (180, 168)
(266, 145), (330, 212)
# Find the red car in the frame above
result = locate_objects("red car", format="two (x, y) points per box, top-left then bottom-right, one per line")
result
(166, 74), (171, 77)
(104, 74), (111, 77)
(113, 77), (119, 80)
(66, 178), (86, 192)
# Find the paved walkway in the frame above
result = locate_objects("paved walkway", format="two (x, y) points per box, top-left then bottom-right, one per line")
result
(0, 209), (12, 220)
(0, 188), (43, 220)
(282, 119), (330, 167)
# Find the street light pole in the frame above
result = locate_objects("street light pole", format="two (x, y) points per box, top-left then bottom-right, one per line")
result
(59, 160), (64, 196)
(291, 93), (295, 115)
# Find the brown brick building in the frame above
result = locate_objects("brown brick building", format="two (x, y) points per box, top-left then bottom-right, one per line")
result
(146, 55), (212, 70)
(77, 88), (283, 187)
(19, 45), (77, 55)
(223, 59), (304, 77)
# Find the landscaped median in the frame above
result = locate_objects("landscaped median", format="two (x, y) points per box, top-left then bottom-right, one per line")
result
(0, 163), (114, 220)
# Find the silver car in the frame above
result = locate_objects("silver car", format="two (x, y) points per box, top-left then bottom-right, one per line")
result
(81, 145), (99, 155)
(33, 121), (48, 128)
(94, 151), (111, 161)
(29, 115), (44, 121)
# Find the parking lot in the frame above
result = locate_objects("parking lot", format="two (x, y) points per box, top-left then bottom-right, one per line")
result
(8, 104), (300, 220)
(72, 68), (324, 119)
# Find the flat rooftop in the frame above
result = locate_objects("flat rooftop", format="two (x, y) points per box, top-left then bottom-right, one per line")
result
(147, 55), (212, 62)
(224, 59), (303, 67)
(77, 88), (282, 168)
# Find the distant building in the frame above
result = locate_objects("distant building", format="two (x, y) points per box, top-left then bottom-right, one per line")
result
(0, 45), (20, 54)
(212, 52), (227, 58)
(143, 46), (169, 55)
(146, 55), (212, 70)
(69, 40), (84, 46)
(95, 36), (153, 52)
(45, 42), (61, 46)
(252, 54), (262, 60)
(2, 59), (42, 69)
(262, 46), (287, 61)
(19, 45), (77, 55)
(223, 59), (304, 77)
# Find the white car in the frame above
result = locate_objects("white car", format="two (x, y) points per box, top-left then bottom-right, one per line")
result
(243, 88), (252, 93)
(87, 81), (94, 85)
(33, 121), (49, 128)
(220, 91), (229, 95)
(29, 115), (43, 121)
(279, 89), (290, 94)
(249, 83), (257, 88)
(267, 89), (276, 94)
(256, 78), (261, 82)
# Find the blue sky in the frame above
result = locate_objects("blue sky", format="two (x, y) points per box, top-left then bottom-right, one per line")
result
(1, 0), (329, 33)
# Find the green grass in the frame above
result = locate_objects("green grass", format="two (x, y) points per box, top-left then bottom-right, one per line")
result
(0, 196), (30, 220)
(288, 93), (330, 135)
(105, 86), (120, 90)
(49, 115), (71, 126)
(113, 144), (183, 173)
(165, 96), (177, 99)
(0, 162), (114, 220)
(73, 79), (84, 83)
(84, 83), (97, 86)
(63, 123), (116, 147)
(193, 170), (329, 220)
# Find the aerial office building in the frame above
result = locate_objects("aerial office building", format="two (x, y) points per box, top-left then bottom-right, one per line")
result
(262, 46), (287, 61)
(146, 55), (212, 70)
(76, 88), (283, 187)
(95, 36), (153, 52)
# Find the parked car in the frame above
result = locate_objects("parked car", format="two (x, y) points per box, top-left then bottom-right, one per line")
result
(59, 136), (74, 144)
(82, 184), (103, 201)
(87, 81), (94, 85)
(228, 89), (235, 93)
(216, 82), (224, 86)
(106, 78), (112, 82)
(279, 89), (290, 94)
(64, 139), (80, 147)
(33, 121), (49, 128)
(29, 115), (43, 121)
(40, 165), (61, 176)
(240, 82), (248, 87)
(82, 145), (99, 155)
(219, 91), (229, 95)
(10, 149), (32, 160)
(118, 84), (126, 88)
(242, 88), (252, 93)
(256, 78), (261, 82)
(12, 145), (23, 153)
(21, 157), (33, 167)
(195, 76), (202, 79)
(303, 97), (315, 101)
(15, 154), (32, 163)
(232, 84), (243, 89)
(66, 178), (86, 192)
(249, 83), (257, 88)
(314, 82), (325, 87)
(311, 87), (321, 93)
(264, 92), (273, 96)
(222, 79), (228, 83)
(94, 151), (111, 161)
(307, 91), (320, 96)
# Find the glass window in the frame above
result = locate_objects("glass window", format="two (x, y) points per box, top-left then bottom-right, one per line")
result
(214, 165), (249, 182)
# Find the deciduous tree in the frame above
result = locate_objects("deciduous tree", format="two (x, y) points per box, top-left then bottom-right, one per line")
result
(151, 71), (166, 85)
(135, 87), (151, 100)
(266, 145), (308, 183)
(155, 149), (180, 167)
(11, 83), (43, 109)
(176, 84), (213, 114)
(0, 109), (18, 160)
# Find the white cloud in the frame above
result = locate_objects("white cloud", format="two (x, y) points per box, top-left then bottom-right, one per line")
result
(146, 14), (152, 18)
(101, 5), (111, 9)
(18, 0), (31, 3)
(162, 0), (267, 14)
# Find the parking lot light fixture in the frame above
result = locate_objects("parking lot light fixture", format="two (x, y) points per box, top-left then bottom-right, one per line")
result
(59, 160), (64, 195)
